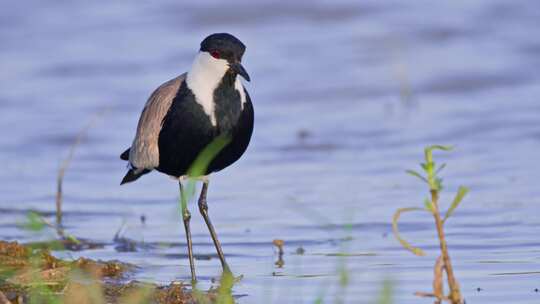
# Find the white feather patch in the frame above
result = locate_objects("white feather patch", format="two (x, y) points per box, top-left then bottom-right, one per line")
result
(186, 52), (229, 126)
(235, 77), (247, 109)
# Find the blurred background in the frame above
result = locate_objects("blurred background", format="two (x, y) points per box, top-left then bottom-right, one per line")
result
(1, 0), (540, 303)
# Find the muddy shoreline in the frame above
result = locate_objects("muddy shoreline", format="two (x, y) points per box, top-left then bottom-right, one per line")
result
(0, 241), (217, 304)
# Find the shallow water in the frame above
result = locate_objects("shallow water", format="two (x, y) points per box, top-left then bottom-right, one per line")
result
(1, 0), (540, 303)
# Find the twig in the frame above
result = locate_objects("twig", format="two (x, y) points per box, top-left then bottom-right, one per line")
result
(55, 109), (108, 227)
(430, 190), (463, 304)
(433, 255), (445, 301)
(414, 256), (447, 304)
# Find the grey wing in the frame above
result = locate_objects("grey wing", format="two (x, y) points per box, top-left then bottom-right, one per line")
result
(128, 73), (186, 169)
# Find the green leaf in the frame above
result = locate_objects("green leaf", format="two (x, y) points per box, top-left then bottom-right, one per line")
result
(178, 135), (232, 213)
(424, 198), (434, 213)
(392, 207), (428, 256)
(187, 135), (231, 178)
(66, 234), (81, 245)
(21, 211), (47, 231)
(435, 163), (447, 174)
(443, 186), (469, 222)
(435, 177), (444, 191)
(184, 135), (232, 201)
(405, 170), (428, 183)
(426, 145), (453, 154)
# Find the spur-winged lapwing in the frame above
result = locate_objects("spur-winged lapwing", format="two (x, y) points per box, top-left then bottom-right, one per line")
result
(120, 33), (254, 282)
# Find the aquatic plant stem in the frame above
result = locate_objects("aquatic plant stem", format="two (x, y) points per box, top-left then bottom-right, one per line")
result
(430, 190), (462, 304)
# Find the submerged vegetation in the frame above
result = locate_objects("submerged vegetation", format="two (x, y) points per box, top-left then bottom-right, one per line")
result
(392, 145), (468, 304)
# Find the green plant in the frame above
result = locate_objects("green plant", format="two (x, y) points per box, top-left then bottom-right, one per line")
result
(180, 134), (232, 213)
(20, 211), (81, 249)
(392, 145), (468, 304)
(375, 279), (393, 304)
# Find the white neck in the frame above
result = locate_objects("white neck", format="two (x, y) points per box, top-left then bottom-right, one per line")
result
(186, 52), (228, 126)
(186, 52), (247, 127)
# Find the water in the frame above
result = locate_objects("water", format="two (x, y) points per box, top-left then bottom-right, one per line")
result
(1, 0), (540, 303)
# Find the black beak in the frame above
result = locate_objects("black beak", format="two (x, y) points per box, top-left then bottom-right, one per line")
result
(230, 62), (250, 82)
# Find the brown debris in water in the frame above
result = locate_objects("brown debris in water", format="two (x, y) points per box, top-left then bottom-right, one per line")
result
(0, 241), (31, 268)
(153, 282), (198, 304)
(0, 241), (127, 280)
(0, 241), (210, 304)
(272, 239), (285, 268)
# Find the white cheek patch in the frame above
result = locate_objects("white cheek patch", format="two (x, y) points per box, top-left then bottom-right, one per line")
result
(186, 52), (229, 126)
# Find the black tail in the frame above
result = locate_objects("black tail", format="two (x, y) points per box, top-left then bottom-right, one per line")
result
(120, 168), (151, 185)
(120, 148), (130, 161)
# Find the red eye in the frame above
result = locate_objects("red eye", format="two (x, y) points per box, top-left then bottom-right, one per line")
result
(210, 51), (220, 59)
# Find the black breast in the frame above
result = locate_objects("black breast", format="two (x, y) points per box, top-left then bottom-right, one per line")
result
(157, 74), (254, 178)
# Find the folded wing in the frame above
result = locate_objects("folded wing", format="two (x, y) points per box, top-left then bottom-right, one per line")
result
(120, 73), (186, 184)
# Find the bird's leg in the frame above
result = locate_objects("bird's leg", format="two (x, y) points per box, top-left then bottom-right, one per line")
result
(179, 181), (197, 283)
(198, 180), (231, 274)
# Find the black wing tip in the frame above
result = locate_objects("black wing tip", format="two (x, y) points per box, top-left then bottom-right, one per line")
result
(120, 168), (151, 185)
(120, 170), (137, 185)
(120, 148), (130, 161)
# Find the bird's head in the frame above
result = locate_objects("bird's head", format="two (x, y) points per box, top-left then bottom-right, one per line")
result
(197, 33), (250, 82)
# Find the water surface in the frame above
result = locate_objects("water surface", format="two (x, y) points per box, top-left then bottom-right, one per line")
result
(1, 1), (540, 303)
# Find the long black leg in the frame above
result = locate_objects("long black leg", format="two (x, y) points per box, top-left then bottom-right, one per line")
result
(179, 181), (196, 282)
(198, 180), (231, 273)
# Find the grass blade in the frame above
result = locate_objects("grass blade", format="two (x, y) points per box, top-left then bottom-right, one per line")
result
(443, 186), (469, 222)
(184, 135), (232, 199)
(406, 170), (428, 183)
(435, 163), (447, 174)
